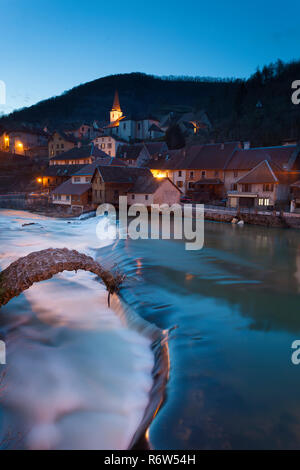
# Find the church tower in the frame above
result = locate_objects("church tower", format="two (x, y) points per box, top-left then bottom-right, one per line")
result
(110, 90), (123, 123)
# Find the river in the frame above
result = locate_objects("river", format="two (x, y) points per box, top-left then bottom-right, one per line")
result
(1, 209), (300, 449)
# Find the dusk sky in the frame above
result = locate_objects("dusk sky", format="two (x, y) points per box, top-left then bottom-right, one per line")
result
(1, 0), (300, 114)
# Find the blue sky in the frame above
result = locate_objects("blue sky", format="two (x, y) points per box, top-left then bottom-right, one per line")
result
(1, 0), (300, 113)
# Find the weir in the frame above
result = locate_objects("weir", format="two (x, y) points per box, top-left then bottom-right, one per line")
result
(0, 248), (124, 307)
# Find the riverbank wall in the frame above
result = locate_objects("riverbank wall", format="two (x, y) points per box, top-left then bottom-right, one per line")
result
(204, 209), (300, 229)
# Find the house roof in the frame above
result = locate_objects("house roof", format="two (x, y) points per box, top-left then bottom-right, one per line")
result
(128, 176), (180, 194)
(73, 157), (127, 176)
(94, 165), (152, 184)
(50, 145), (108, 161)
(52, 180), (91, 195)
(144, 142), (167, 156)
(226, 145), (299, 171)
(44, 164), (84, 177)
(116, 144), (147, 160)
(236, 160), (283, 184)
(148, 142), (239, 170)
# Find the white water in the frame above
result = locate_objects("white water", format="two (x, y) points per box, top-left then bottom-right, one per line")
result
(0, 209), (154, 450)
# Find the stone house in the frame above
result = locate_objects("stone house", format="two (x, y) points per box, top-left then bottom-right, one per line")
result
(227, 160), (291, 209)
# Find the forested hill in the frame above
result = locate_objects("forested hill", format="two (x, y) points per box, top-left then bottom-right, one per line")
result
(1, 59), (300, 147)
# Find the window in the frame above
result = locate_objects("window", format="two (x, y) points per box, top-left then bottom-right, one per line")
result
(137, 123), (141, 130)
(258, 198), (264, 206)
(132, 194), (135, 199)
(177, 181), (183, 188)
(234, 170), (238, 178)
(190, 171), (194, 179)
(231, 183), (237, 191)
(74, 177), (80, 182)
(264, 198), (270, 206)
(242, 184), (252, 192)
(107, 143), (112, 149)
(145, 195), (149, 200)
(123, 123), (126, 129)
(85, 177), (90, 182)
(214, 170), (219, 177)
(201, 171), (206, 178)
(66, 195), (70, 201)
(61, 144), (64, 148)
(263, 184), (274, 192)
(178, 170), (182, 177)
(188, 182), (194, 189)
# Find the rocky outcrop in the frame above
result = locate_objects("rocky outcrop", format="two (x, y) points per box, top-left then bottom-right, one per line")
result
(0, 248), (124, 307)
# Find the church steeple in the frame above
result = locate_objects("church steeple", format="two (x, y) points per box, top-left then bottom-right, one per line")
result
(112, 90), (121, 112)
(110, 90), (123, 123)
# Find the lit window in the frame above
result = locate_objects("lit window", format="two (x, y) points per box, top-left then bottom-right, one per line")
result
(258, 198), (264, 205)
(264, 198), (270, 206)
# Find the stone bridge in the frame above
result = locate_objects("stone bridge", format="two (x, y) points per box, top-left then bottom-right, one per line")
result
(0, 248), (124, 308)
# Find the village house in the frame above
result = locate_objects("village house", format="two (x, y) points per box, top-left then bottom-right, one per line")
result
(127, 175), (181, 207)
(91, 165), (179, 207)
(39, 164), (85, 191)
(52, 180), (92, 209)
(116, 143), (151, 167)
(223, 145), (300, 193)
(92, 135), (122, 157)
(159, 110), (211, 136)
(62, 122), (99, 140)
(148, 142), (239, 199)
(48, 131), (83, 158)
(49, 145), (107, 166)
(227, 160), (291, 209)
(148, 142), (300, 205)
(50, 157), (127, 206)
(0, 128), (49, 156)
(91, 166), (151, 205)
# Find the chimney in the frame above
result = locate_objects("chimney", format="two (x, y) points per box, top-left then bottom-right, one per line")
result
(243, 141), (250, 150)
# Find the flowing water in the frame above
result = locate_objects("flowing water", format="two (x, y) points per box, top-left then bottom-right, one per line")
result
(1, 209), (300, 449)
